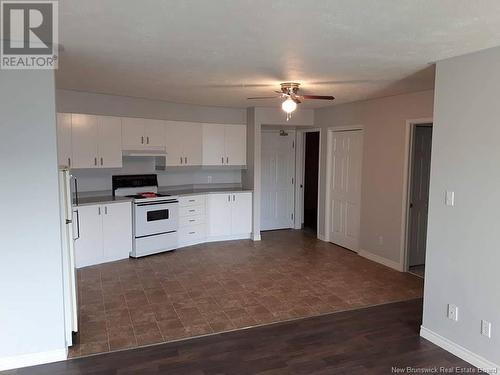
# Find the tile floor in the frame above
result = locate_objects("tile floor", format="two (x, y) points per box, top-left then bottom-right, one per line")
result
(70, 230), (423, 357)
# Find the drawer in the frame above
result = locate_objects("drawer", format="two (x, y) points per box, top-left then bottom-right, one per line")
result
(179, 224), (206, 242)
(179, 215), (205, 227)
(179, 204), (205, 217)
(179, 195), (206, 207)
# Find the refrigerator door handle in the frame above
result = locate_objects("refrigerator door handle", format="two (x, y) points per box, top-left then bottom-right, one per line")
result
(72, 176), (79, 206)
(73, 210), (80, 240)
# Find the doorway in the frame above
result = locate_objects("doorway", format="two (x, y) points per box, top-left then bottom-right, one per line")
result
(326, 129), (363, 251)
(260, 129), (295, 231)
(303, 132), (320, 232)
(406, 124), (433, 278)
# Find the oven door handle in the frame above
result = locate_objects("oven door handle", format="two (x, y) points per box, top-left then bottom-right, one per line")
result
(135, 200), (179, 206)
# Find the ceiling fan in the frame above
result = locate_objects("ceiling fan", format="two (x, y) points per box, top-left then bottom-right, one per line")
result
(248, 82), (334, 120)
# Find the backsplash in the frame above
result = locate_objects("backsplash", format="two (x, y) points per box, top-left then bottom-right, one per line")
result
(72, 157), (242, 192)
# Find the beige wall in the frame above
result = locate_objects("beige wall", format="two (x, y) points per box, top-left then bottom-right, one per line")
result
(314, 90), (434, 266)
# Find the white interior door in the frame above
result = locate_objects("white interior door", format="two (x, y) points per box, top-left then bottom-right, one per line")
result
(408, 125), (432, 266)
(329, 130), (363, 251)
(97, 116), (123, 168)
(261, 130), (295, 231)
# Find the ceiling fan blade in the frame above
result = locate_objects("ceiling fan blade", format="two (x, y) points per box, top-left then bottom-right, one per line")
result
(292, 97), (301, 104)
(302, 95), (335, 100)
(247, 96), (281, 99)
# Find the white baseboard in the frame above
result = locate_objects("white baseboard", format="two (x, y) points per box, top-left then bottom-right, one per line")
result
(358, 249), (403, 271)
(317, 233), (327, 242)
(420, 326), (499, 373)
(205, 233), (252, 243)
(252, 232), (261, 241)
(0, 348), (67, 371)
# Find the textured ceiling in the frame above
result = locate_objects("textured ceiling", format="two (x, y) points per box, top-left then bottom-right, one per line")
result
(56, 0), (500, 108)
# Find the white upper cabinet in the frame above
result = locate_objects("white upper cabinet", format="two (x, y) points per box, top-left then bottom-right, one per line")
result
(64, 113), (122, 169)
(97, 116), (123, 168)
(224, 125), (246, 166)
(202, 124), (227, 165)
(56, 113), (72, 168)
(202, 124), (246, 166)
(122, 117), (166, 150)
(165, 121), (202, 166)
(121, 117), (145, 149)
(182, 122), (203, 166)
(71, 114), (99, 168)
(144, 119), (165, 148)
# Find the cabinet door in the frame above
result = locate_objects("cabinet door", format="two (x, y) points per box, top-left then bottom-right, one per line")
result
(74, 205), (103, 268)
(207, 194), (232, 237)
(225, 125), (247, 166)
(202, 123), (226, 165)
(122, 117), (145, 148)
(56, 113), (72, 168)
(102, 202), (132, 262)
(231, 192), (252, 235)
(98, 116), (123, 168)
(144, 119), (165, 148)
(183, 122), (202, 165)
(165, 121), (185, 166)
(71, 114), (99, 168)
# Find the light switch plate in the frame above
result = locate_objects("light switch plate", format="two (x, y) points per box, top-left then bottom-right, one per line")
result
(481, 320), (492, 338)
(445, 191), (455, 206)
(447, 304), (458, 321)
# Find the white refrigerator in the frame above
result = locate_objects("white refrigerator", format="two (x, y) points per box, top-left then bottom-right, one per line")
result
(59, 168), (79, 346)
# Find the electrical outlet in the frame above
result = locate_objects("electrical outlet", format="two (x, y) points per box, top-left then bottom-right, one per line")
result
(378, 236), (384, 245)
(447, 304), (459, 322)
(481, 320), (492, 338)
(445, 191), (455, 206)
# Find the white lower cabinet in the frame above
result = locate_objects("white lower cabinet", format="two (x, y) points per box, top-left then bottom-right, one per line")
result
(74, 202), (132, 268)
(207, 192), (252, 239)
(178, 195), (207, 247)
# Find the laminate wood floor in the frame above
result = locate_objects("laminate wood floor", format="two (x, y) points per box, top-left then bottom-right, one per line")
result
(2, 299), (478, 374)
(71, 230), (423, 357)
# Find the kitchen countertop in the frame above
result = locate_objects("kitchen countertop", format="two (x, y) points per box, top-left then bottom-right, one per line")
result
(159, 187), (253, 197)
(74, 187), (252, 206)
(75, 196), (133, 207)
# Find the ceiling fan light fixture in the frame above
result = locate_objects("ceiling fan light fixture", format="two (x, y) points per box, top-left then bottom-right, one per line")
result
(281, 97), (297, 113)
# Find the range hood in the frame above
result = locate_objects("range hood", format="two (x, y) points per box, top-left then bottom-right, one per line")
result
(122, 149), (167, 157)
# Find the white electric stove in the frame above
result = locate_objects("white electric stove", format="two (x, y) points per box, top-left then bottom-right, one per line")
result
(113, 174), (179, 258)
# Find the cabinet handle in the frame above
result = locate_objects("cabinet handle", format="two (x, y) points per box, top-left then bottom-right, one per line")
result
(226, 156), (229, 164)
(185, 157), (187, 164)
(189, 219), (195, 222)
(68, 157), (71, 167)
(180, 156), (183, 164)
(188, 199), (195, 202)
(228, 195), (230, 202)
(233, 194), (235, 202)
(141, 136), (144, 144)
(221, 156), (224, 164)
(98, 207), (101, 215)
(189, 231), (196, 235)
(189, 209), (195, 212)
(100, 157), (103, 166)
(147, 136), (150, 144)
(94, 157), (97, 166)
